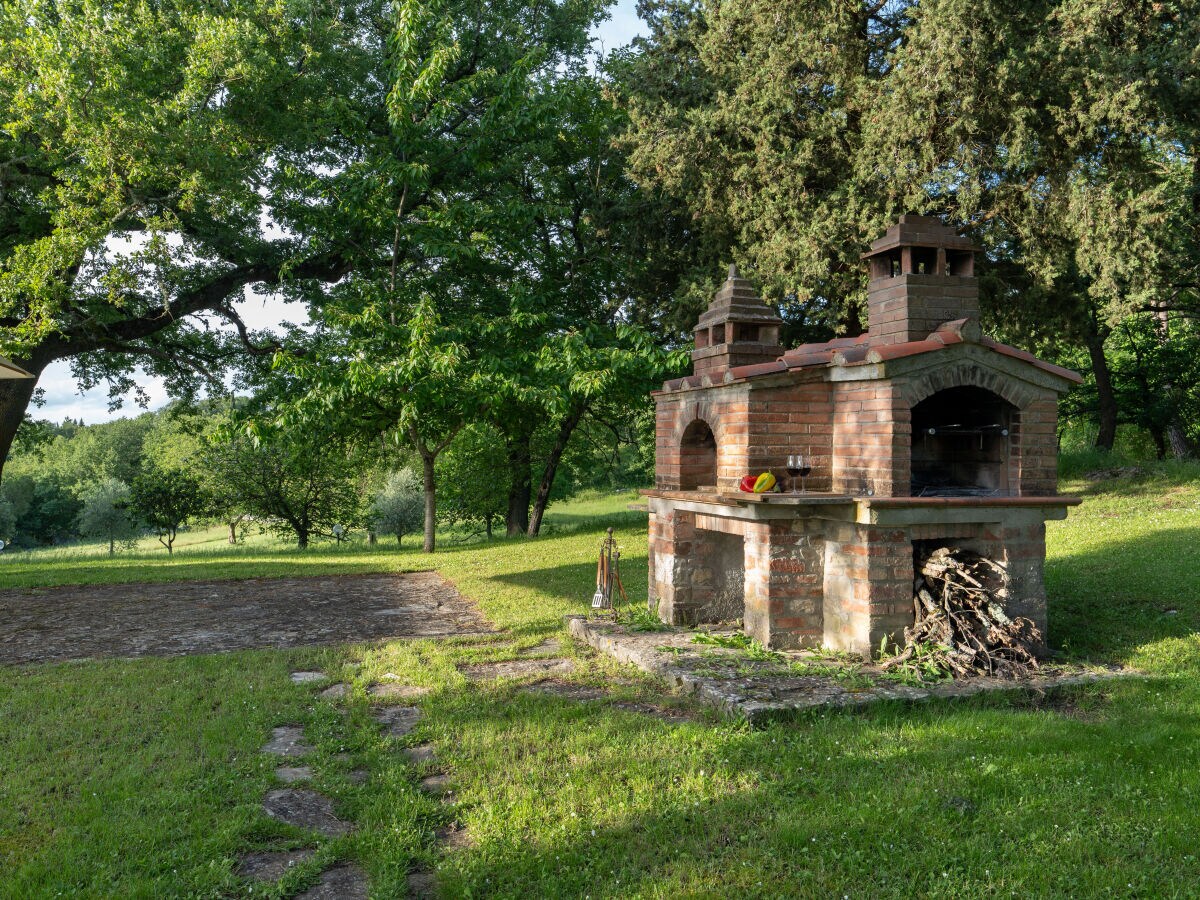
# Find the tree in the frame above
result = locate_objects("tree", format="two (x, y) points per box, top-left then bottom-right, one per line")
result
(619, 0), (911, 334)
(865, 0), (1200, 454)
(0, 0), (358, 480)
(204, 427), (366, 550)
(130, 468), (207, 554)
(77, 478), (137, 555)
(371, 470), (425, 546)
(435, 425), (511, 538)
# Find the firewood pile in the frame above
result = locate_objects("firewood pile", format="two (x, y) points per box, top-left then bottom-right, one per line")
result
(882, 547), (1042, 679)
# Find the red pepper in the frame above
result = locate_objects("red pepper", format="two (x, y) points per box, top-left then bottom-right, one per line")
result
(739, 475), (758, 493)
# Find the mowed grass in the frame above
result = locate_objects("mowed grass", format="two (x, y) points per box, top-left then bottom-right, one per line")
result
(2, 480), (1200, 897)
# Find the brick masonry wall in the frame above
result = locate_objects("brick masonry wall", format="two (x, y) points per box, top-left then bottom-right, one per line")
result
(830, 380), (908, 496)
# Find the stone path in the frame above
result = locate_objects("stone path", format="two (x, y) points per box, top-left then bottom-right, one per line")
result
(239, 642), (625, 896)
(0, 571), (495, 665)
(237, 673), (369, 897)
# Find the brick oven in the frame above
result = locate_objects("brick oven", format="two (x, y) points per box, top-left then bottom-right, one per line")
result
(645, 216), (1082, 655)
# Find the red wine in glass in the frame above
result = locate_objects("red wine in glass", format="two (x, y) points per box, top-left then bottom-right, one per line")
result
(797, 463), (812, 492)
(786, 454), (807, 493)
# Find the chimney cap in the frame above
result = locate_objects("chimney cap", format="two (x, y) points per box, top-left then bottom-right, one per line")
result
(861, 215), (980, 259)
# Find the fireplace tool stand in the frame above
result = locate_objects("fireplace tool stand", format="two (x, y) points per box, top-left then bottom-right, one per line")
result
(590, 527), (627, 620)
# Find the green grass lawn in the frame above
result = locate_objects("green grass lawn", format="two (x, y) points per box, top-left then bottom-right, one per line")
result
(3, 479), (1200, 897)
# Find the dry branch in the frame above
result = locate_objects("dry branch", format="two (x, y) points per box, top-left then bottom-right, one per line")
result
(882, 547), (1042, 679)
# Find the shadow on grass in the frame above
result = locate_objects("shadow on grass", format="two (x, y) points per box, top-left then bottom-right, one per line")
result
(1048, 526), (1200, 667)
(425, 673), (1200, 897)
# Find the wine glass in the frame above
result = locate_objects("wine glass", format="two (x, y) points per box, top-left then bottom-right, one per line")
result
(786, 454), (806, 494)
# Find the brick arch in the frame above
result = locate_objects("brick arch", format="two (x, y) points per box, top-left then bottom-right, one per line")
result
(900, 362), (1037, 411)
(677, 417), (718, 490)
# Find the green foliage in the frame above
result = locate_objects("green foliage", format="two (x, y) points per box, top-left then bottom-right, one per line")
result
(130, 467), (208, 555)
(434, 425), (510, 536)
(76, 478), (137, 555)
(203, 425), (369, 550)
(371, 470), (425, 546)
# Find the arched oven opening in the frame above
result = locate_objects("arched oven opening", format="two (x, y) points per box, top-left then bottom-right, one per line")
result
(679, 419), (717, 491)
(911, 386), (1015, 497)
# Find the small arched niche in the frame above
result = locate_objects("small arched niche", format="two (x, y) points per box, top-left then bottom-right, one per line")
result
(679, 419), (717, 491)
(910, 386), (1016, 496)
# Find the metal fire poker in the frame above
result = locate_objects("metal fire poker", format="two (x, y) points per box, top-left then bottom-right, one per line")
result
(590, 527), (628, 620)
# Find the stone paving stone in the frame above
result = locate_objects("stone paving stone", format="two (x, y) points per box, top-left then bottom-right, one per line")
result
(295, 863), (369, 899)
(403, 743), (437, 764)
(521, 680), (608, 702)
(373, 705), (422, 738)
(436, 824), (472, 850)
(347, 769), (368, 785)
(237, 848), (315, 881)
(407, 869), (438, 899)
(518, 638), (562, 656)
(275, 766), (313, 783)
(0, 571), (495, 666)
(263, 726), (313, 758)
(319, 683), (349, 700)
(460, 657), (574, 681)
(290, 671), (327, 684)
(262, 788), (353, 838)
(368, 682), (431, 700)
(419, 774), (451, 796)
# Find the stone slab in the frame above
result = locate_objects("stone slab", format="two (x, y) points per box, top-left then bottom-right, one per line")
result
(407, 870), (438, 899)
(419, 774), (451, 796)
(403, 743), (437, 764)
(276, 766), (313, 783)
(518, 638), (562, 656)
(296, 864), (369, 899)
(263, 788), (353, 838)
(291, 671), (327, 684)
(374, 705), (422, 738)
(368, 683), (431, 700)
(460, 658), (574, 681)
(263, 726), (313, 758)
(320, 683), (349, 700)
(237, 848), (315, 881)
(566, 615), (1134, 725)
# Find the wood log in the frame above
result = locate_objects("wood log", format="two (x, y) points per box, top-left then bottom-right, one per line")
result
(883, 546), (1041, 679)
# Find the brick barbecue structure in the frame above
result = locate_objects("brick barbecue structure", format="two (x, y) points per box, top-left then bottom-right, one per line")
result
(645, 216), (1083, 655)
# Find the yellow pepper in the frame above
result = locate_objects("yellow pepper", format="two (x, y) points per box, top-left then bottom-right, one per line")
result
(752, 472), (776, 493)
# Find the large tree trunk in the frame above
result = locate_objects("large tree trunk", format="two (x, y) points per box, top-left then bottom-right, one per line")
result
(504, 424), (533, 536)
(528, 403), (587, 537)
(0, 357), (44, 483)
(1084, 321), (1117, 451)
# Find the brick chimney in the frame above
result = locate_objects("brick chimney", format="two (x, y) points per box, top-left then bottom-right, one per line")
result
(862, 215), (981, 346)
(692, 265), (783, 377)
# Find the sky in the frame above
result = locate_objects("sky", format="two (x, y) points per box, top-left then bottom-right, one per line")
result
(36, 0), (645, 426)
